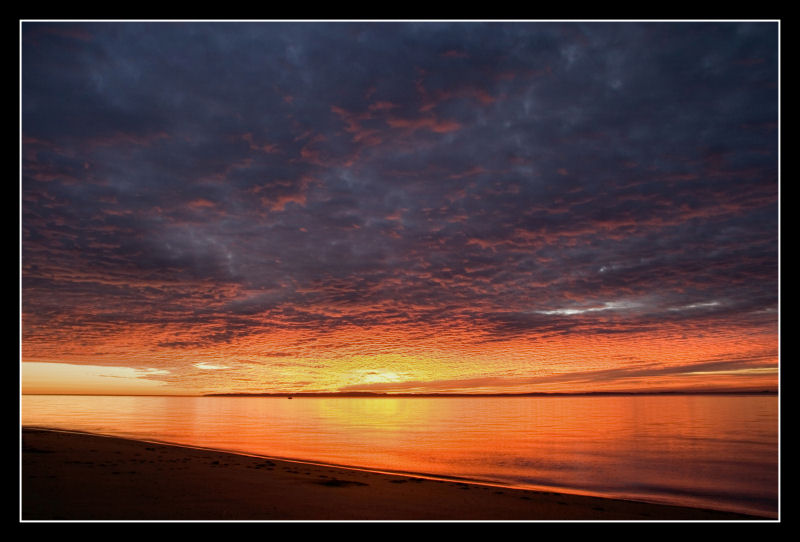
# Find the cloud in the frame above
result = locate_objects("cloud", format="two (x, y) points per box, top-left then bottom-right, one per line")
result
(337, 354), (778, 394)
(193, 362), (230, 370)
(21, 21), (779, 393)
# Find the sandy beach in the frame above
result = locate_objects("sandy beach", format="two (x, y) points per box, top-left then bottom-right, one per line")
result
(20, 427), (767, 521)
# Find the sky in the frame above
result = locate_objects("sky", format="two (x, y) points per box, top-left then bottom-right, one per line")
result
(20, 21), (779, 396)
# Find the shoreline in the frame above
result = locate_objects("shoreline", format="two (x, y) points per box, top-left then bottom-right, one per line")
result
(21, 427), (773, 521)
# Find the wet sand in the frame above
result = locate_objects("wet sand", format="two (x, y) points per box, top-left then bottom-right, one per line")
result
(20, 427), (767, 521)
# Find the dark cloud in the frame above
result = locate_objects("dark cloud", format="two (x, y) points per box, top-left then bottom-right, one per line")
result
(21, 21), (779, 392)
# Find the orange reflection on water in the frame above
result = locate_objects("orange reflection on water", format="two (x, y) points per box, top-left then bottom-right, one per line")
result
(21, 393), (778, 517)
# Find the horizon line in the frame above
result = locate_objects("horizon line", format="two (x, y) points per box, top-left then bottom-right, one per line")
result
(21, 389), (779, 398)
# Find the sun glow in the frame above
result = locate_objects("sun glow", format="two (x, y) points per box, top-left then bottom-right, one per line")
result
(359, 370), (405, 385)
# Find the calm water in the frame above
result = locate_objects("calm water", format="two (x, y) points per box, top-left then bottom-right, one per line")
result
(20, 394), (779, 518)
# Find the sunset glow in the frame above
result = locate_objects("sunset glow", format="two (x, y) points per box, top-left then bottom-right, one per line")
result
(21, 21), (779, 396)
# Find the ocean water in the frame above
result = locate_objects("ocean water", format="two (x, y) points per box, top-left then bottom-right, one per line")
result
(20, 394), (779, 518)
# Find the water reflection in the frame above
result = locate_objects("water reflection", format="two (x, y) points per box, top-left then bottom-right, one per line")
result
(21, 394), (778, 517)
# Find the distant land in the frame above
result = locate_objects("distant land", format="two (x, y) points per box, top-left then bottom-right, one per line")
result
(204, 390), (778, 398)
(22, 389), (778, 398)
